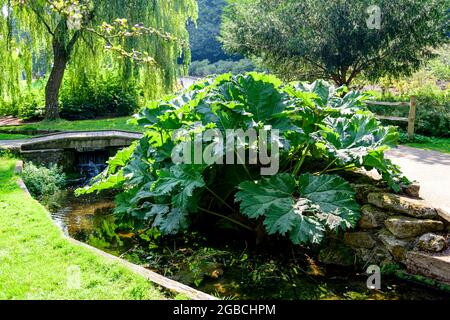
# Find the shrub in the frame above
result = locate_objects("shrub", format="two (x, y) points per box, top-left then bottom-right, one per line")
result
(0, 74), (139, 120)
(17, 90), (45, 120)
(189, 59), (259, 77)
(59, 74), (140, 120)
(0, 99), (18, 117)
(22, 163), (66, 199)
(365, 46), (450, 138)
(0, 150), (16, 159)
(77, 73), (406, 246)
(367, 88), (450, 138)
(428, 45), (450, 82)
(0, 85), (45, 120)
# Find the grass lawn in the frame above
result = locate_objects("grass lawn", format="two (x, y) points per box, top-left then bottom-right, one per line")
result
(404, 136), (450, 154)
(0, 157), (164, 300)
(0, 117), (144, 136)
(0, 133), (32, 140)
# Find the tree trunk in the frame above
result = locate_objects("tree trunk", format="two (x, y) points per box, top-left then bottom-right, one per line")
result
(45, 42), (68, 121)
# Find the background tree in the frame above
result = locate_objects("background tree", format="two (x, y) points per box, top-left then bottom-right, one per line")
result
(0, 0), (197, 120)
(220, 0), (449, 86)
(187, 0), (235, 63)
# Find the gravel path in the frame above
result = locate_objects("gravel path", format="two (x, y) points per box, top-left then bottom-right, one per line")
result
(386, 146), (450, 210)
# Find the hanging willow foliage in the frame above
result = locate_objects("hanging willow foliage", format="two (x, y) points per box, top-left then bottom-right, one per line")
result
(0, 0), (198, 114)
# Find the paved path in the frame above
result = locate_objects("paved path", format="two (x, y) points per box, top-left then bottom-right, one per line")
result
(0, 139), (24, 150)
(386, 146), (450, 210)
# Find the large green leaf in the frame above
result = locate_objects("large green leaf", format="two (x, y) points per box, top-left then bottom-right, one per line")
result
(289, 214), (326, 245)
(106, 143), (136, 174)
(75, 171), (125, 196)
(236, 173), (360, 245)
(212, 74), (290, 124)
(115, 189), (188, 234)
(299, 174), (360, 230)
(152, 165), (206, 211)
(153, 208), (189, 235)
(236, 174), (325, 245)
(236, 173), (297, 219)
(363, 149), (408, 192)
(318, 114), (399, 165)
(293, 80), (335, 107)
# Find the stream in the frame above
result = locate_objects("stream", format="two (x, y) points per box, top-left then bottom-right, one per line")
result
(48, 189), (450, 300)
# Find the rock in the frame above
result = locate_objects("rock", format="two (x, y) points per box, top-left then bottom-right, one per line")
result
(385, 216), (444, 239)
(14, 160), (24, 174)
(344, 232), (377, 249)
(406, 251), (450, 285)
(368, 193), (438, 219)
(350, 184), (382, 204)
(359, 205), (391, 229)
(353, 246), (393, 266)
(319, 244), (355, 267)
(378, 229), (413, 263)
(401, 182), (420, 198)
(437, 207), (450, 224)
(416, 233), (447, 253)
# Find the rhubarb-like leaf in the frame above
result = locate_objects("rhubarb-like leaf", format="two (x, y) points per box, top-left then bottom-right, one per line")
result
(236, 173), (360, 245)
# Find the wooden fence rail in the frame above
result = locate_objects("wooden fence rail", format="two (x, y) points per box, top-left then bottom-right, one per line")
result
(364, 96), (417, 139)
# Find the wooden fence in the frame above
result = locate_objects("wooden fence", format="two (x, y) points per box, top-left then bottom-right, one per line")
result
(365, 96), (417, 139)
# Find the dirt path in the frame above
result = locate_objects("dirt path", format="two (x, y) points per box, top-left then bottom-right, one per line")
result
(0, 116), (23, 126)
(386, 146), (450, 210)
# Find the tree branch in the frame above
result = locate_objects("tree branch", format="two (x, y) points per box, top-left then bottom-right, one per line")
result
(67, 10), (95, 55)
(29, 2), (54, 36)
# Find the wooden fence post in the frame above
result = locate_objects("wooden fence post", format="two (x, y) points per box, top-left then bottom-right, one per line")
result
(407, 96), (417, 140)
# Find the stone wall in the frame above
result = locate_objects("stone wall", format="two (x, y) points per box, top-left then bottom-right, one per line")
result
(21, 149), (76, 171)
(21, 147), (121, 173)
(319, 173), (450, 284)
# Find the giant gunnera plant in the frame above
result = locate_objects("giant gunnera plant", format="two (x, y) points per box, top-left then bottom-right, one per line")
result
(77, 73), (408, 245)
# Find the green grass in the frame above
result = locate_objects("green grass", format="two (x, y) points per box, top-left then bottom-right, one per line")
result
(0, 133), (32, 140)
(0, 157), (164, 300)
(0, 117), (144, 136)
(400, 133), (450, 154)
(406, 140), (450, 154)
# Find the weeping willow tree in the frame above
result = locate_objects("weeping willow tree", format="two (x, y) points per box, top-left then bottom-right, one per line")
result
(0, 0), (197, 120)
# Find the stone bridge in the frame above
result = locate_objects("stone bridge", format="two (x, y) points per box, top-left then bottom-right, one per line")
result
(0, 130), (143, 172)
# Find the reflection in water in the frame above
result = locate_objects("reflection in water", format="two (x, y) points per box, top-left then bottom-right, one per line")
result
(50, 191), (115, 238)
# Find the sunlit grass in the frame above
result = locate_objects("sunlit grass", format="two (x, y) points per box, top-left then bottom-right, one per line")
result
(401, 133), (450, 154)
(0, 117), (144, 138)
(0, 133), (31, 140)
(0, 158), (164, 300)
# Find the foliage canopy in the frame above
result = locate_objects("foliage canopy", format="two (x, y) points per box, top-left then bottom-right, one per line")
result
(187, 0), (232, 63)
(0, 0), (197, 118)
(220, 0), (449, 86)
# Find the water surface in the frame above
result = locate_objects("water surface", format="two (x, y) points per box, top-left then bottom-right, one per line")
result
(49, 191), (450, 300)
